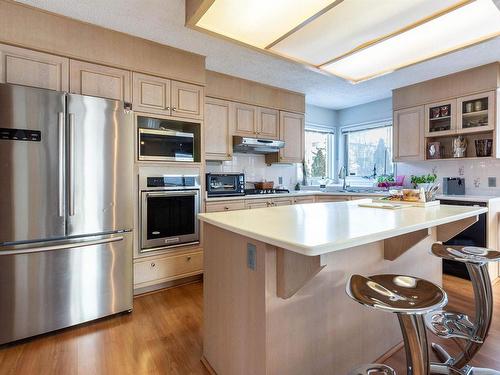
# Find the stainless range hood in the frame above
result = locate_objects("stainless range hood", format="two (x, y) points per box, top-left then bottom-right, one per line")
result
(232, 136), (284, 154)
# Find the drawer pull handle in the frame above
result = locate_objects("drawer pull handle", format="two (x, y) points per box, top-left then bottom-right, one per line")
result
(224, 207), (229, 210)
(187, 256), (192, 261)
(151, 262), (156, 268)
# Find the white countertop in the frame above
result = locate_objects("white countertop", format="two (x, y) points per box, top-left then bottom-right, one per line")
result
(436, 194), (500, 203)
(205, 190), (387, 202)
(198, 200), (487, 256)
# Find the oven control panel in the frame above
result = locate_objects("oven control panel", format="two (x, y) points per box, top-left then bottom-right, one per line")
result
(147, 176), (198, 188)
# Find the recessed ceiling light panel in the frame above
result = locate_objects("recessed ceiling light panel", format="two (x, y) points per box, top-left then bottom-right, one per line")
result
(322, 0), (500, 82)
(195, 0), (335, 49)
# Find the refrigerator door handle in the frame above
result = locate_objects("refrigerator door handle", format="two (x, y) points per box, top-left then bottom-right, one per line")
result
(68, 113), (76, 216)
(0, 236), (124, 256)
(58, 112), (65, 217)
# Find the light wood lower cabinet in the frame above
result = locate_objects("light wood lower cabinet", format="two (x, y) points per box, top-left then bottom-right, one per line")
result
(134, 251), (203, 288)
(0, 43), (69, 91)
(245, 199), (271, 209)
(205, 200), (246, 213)
(205, 97), (232, 160)
(272, 197), (294, 206)
(315, 195), (351, 203)
(293, 196), (315, 204)
(70, 60), (131, 101)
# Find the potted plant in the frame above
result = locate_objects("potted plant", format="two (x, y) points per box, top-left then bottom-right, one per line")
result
(377, 174), (405, 188)
(410, 173), (437, 190)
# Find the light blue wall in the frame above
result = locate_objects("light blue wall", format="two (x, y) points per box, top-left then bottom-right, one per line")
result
(305, 104), (338, 128)
(337, 97), (392, 127)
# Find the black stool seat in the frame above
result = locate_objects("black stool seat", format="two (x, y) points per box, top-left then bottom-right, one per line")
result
(348, 364), (395, 375)
(347, 274), (448, 314)
(431, 243), (500, 264)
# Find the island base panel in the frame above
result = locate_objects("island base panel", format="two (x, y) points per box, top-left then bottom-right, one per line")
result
(202, 224), (441, 375)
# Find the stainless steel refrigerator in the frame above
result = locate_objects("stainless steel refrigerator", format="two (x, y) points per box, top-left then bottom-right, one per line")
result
(0, 83), (134, 345)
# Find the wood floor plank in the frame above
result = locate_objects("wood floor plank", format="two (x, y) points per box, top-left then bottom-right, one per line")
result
(0, 276), (499, 374)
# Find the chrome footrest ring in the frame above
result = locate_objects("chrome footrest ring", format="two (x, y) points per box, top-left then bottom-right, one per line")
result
(348, 364), (396, 375)
(425, 310), (482, 343)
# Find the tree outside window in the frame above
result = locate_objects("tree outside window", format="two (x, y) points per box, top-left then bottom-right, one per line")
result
(304, 129), (333, 185)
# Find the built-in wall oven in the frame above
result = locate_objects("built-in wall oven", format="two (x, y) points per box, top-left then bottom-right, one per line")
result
(140, 171), (200, 252)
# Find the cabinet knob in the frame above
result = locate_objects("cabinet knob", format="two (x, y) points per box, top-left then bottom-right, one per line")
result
(224, 206), (229, 210)
(172, 107), (177, 111)
(166, 106), (170, 110)
(187, 256), (192, 261)
(151, 262), (156, 268)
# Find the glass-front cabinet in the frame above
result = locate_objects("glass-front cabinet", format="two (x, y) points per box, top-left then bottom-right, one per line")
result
(424, 99), (457, 136)
(457, 91), (495, 133)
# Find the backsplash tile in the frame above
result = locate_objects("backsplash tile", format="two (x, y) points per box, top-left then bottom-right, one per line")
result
(397, 159), (500, 196)
(206, 154), (299, 190)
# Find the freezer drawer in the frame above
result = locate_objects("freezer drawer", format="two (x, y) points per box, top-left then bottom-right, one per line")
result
(0, 233), (132, 345)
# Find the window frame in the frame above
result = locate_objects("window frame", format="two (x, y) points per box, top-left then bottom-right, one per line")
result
(340, 120), (395, 186)
(304, 124), (335, 185)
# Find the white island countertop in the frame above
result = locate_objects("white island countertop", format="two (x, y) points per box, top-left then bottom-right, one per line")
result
(198, 200), (487, 256)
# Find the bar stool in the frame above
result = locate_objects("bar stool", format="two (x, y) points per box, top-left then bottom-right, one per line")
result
(347, 274), (448, 375)
(425, 243), (500, 375)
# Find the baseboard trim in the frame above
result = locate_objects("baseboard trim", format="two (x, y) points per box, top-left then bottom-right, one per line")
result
(201, 356), (217, 375)
(374, 341), (404, 363)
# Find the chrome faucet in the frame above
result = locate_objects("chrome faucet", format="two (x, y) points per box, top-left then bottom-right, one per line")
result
(338, 166), (348, 190)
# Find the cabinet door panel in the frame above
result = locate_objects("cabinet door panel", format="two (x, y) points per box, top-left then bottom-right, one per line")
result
(0, 43), (68, 91)
(279, 111), (304, 163)
(205, 97), (232, 160)
(132, 72), (170, 115)
(70, 60), (130, 101)
(234, 103), (257, 136)
(171, 80), (203, 119)
(393, 106), (424, 161)
(258, 107), (279, 139)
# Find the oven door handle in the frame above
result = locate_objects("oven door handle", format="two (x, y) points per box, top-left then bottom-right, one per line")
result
(145, 191), (198, 198)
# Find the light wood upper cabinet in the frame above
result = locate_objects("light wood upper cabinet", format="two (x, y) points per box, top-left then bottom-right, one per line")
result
(70, 60), (131, 101)
(393, 106), (425, 162)
(133, 72), (171, 115)
(257, 107), (279, 139)
(266, 111), (304, 164)
(457, 91), (495, 134)
(424, 99), (457, 137)
(171, 80), (203, 119)
(0, 43), (69, 91)
(234, 102), (258, 137)
(132, 72), (203, 119)
(205, 97), (232, 160)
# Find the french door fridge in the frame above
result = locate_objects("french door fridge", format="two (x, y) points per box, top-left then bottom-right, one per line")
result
(0, 83), (134, 345)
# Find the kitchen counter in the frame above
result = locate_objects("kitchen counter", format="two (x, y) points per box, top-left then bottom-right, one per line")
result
(200, 200), (487, 375)
(436, 194), (500, 203)
(199, 200), (486, 256)
(204, 190), (388, 202)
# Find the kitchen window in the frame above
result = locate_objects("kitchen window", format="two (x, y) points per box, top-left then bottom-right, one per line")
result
(342, 123), (393, 186)
(304, 127), (335, 185)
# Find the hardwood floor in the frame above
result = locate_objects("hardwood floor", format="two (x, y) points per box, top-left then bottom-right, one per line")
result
(0, 276), (499, 375)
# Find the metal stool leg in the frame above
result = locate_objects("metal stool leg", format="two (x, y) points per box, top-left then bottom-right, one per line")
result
(429, 262), (500, 374)
(398, 313), (430, 375)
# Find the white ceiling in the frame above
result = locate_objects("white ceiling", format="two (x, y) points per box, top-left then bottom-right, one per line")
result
(14, 0), (500, 109)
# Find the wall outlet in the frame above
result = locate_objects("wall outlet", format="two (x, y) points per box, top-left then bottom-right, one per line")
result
(247, 243), (256, 270)
(278, 176), (283, 185)
(488, 177), (496, 188)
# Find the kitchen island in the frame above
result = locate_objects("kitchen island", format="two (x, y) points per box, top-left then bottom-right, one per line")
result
(198, 200), (487, 375)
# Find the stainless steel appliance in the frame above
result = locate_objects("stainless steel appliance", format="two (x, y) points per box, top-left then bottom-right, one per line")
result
(232, 136), (284, 154)
(140, 170), (200, 252)
(440, 199), (487, 280)
(206, 173), (245, 197)
(443, 177), (465, 195)
(0, 83), (134, 345)
(138, 128), (194, 162)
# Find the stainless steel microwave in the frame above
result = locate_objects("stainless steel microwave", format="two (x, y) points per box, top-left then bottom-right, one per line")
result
(138, 128), (194, 162)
